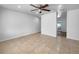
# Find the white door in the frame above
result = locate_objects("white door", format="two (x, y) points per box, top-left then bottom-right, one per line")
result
(41, 12), (57, 37)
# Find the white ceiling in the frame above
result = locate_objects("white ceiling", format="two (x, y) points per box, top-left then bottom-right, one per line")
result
(1, 4), (79, 17)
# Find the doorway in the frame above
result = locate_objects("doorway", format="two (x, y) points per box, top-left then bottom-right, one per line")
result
(56, 11), (67, 37)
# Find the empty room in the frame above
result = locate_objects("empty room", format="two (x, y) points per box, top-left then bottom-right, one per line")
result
(0, 4), (79, 54)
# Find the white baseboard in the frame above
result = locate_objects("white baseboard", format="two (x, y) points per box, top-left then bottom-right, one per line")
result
(67, 37), (79, 40)
(41, 33), (56, 38)
(0, 32), (39, 42)
(41, 33), (56, 37)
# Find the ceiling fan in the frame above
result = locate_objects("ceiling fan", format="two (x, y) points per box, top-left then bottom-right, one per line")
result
(30, 4), (50, 13)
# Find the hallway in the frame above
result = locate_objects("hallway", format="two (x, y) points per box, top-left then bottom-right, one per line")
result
(0, 33), (79, 54)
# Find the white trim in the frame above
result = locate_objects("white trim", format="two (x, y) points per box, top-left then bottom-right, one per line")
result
(0, 32), (39, 42)
(67, 37), (79, 41)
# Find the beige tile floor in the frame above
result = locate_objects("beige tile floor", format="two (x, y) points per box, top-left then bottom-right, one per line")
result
(0, 33), (79, 54)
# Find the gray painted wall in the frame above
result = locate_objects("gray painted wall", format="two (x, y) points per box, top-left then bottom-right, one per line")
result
(67, 9), (79, 40)
(0, 7), (41, 41)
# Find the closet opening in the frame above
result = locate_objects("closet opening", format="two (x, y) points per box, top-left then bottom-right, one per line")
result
(56, 10), (67, 38)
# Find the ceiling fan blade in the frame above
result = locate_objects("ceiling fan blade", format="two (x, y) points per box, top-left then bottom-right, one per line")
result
(30, 4), (39, 8)
(41, 9), (50, 11)
(31, 9), (38, 11)
(40, 4), (48, 9)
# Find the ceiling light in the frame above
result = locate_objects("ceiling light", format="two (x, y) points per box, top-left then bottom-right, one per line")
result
(57, 14), (60, 17)
(57, 10), (62, 18)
